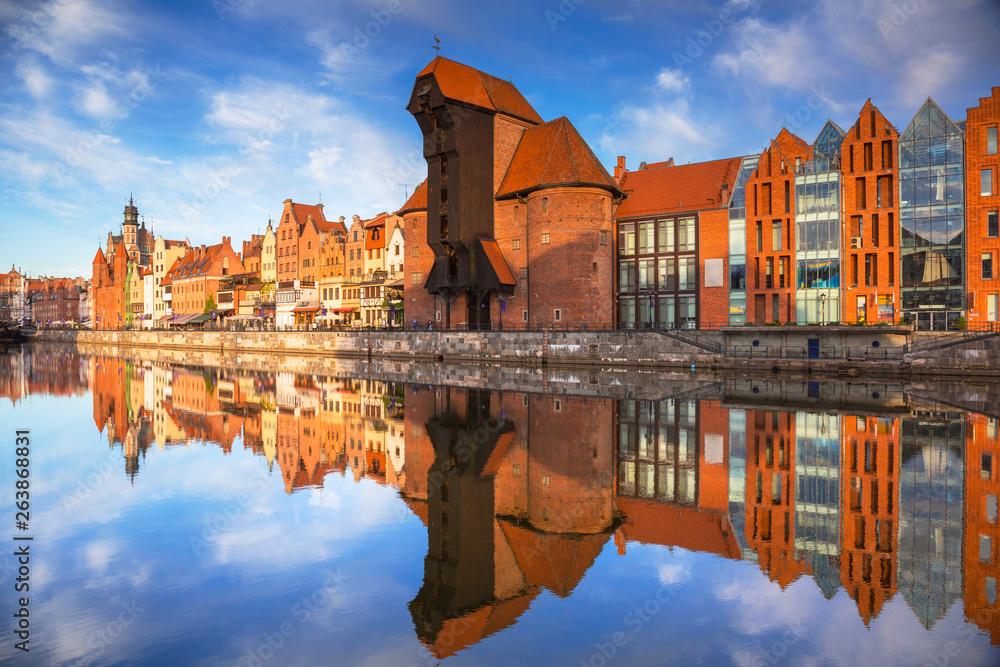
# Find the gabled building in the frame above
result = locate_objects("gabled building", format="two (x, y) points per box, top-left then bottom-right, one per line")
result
(965, 87), (1000, 326)
(746, 128), (811, 324)
(169, 237), (245, 315)
(840, 102), (900, 323)
(898, 99), (966, 330)
(399, 180), (430, 326)
(152, 236), (191, 321)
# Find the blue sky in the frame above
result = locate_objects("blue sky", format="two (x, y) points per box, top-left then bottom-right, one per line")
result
(1, 0), (998, 278)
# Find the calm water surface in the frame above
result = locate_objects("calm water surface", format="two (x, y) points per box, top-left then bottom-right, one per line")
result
(1, 347), (998, 666)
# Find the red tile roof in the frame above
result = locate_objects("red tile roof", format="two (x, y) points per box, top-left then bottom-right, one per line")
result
(496, 116), (622, 199)
(479, 239), (516, 287)
(615, 156), (744, 219)
(364, 213), (390, 250)
(415, 57), (543, 125)
(396, 179), (427, 215)
(92, 247), (106, 264)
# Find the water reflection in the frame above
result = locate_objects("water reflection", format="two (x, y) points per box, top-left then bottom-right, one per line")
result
(2, 346), (999, 665)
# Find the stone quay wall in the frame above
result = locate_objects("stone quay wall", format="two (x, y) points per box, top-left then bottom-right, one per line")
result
(30, 327), (1000, 379)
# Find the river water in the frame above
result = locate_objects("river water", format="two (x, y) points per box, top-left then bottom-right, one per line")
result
(0, 346), (998, 666)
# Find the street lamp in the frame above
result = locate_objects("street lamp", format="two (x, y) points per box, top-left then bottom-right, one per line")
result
(820, 293), (826, 324)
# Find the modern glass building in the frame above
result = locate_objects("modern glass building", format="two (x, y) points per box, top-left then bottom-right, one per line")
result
(793, 412), (841, 597)
(728, 155), (759, 324)
(898, 99), (966, 330)
(795, 121), (845, 323)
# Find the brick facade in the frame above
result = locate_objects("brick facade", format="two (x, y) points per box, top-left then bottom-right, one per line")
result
(746, 129), (810, 324)
(966, 87), (1000, 326)
(840, 100), (901, 324)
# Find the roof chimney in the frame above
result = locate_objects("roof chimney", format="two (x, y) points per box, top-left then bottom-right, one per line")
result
(639, 161), (647, 170)
(614, 156), (626, 182)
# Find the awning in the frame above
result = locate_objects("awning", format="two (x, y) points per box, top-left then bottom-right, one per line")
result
(170, 313), (198, 325)
(328, 307), (356, 313)
(292, 305), (320, 313)
(188, 313), (213, 323)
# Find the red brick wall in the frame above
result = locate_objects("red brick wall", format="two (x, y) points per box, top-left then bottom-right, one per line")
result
(966, 87), (1000, 327)
(964, 413), (1000, 643)
(508, 187), (613, 329)
(276, 201), (299, 283)
(403, 211), (434, 328)
(697, 400), (730, 513)
(746, 131), (809, 324)
(699, 208), (730, 327)
(840, 101), (901, 323)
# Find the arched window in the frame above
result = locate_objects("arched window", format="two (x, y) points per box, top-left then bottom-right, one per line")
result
(542, 197), (549, 214)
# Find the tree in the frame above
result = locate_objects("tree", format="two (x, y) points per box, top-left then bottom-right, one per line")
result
(204, 294), (217, 313)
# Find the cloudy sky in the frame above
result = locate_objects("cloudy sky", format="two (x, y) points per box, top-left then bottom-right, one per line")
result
(1, 0), (998, 277)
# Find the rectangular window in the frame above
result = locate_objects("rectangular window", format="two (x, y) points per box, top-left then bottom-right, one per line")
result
(989, 293), (999, 322)
(856, 177), (866, 209)
(765, 257), (773, 289)
(865, 254), (877, 286)
(772, 220), (782, 251)
(888, 212), (895, 246)
(678, 257), (695, 290)
(988, 210), (1000, 238)
(983, 169), (994, 197)
(984, 253), (994, 280)
(872, 214), (879, 248)
(658, 257), (675, 290)
(864, 142), (873, 171)
(601, 230), (608, 246)
(852, 254), (859, 286)
(981, 535), (993, 563)
(637, 221), (654, 253)
(638, 258), (655, 289)
(779, 257), (787, 288)
(784, 181), (790, 214)
(411, 271), (422, 285)
(618, 224), (635, 255)
(849, 144), (855, 172)
(520, 267), (528, 280)
(541, 233), (550, 245)
(522, 310), (528, 322)
(756, 221), (763, 251)
(988, 126), (998, 155)
(678, 218), (695, 251)
(851, 215), (863, 239)
(877, 176), (892, 208)
(554, 309), (561, 321)
(619, 260), (636, 291)
(882, 140), (893, 169)
(755, 258), (760, 288)
(772, 293), (779, 321)
(889, 252), (895, 286)
(512, 238), (520, 251)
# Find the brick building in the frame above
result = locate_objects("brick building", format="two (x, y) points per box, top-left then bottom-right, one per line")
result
(746, 129), (811, 324)
(406, 57), (622, 330)
(274, 200), (345, 284)
(840, 101), (901, 323)
(399, 180), (433, 327)
(28, 277), (82, 326)
(168, 237), (245, 315)
(614, 156), (742, 328)
(965, 87), (1000, 326)
(91, 242), (129, 329)
(964, 412), (1000, 643)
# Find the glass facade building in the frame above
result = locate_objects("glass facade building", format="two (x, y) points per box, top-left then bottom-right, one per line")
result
(899, 99), (966, 330)
(795, 121), (845, 323)
(728, 156), (759, 324)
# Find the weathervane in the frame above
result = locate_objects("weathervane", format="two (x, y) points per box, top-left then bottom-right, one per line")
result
(433, 35), (441, 54)
(399, 183), (413, 200)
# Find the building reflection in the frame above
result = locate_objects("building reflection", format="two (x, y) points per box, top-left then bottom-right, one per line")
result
(3, 349), (998, 651)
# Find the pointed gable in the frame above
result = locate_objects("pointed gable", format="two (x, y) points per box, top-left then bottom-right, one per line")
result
(92, 247), (106, 265)
(413, 56), (542, 125)
(496, 116), (622, 199)
(901, 97), (963, 142)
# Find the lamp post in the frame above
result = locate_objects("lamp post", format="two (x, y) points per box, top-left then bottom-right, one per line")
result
(820, 293), (826, 324)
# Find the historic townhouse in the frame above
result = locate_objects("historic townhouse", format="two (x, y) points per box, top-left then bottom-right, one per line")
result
(0, 266), (26, 324)
(407, 57), (621, 330)
(151, 237), (191, 321)
(261, 221), (277, 284)
(966, 87), (1000, 326)
(169, 237), (245, 316)
(745, 129), (811, 324)
(274, 200), (341, 283)
(614, 156), (742, 328)
(28, 278), (82, 325)
(840, 101), (901, 324)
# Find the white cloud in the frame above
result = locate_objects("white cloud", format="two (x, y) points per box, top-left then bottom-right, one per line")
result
(6, 0), (130, 65)
(599, 99), (717, 163)
(894, 46), (965, 108)
(79, 81), (119, 118)
(17, 60), (52, 97)
(656, 67), (689, 93)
